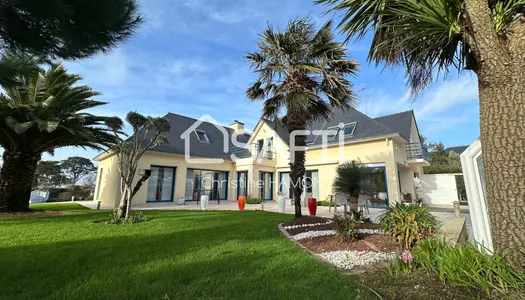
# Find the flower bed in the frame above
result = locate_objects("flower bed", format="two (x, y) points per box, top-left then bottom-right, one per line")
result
(281, 216), (396, 271)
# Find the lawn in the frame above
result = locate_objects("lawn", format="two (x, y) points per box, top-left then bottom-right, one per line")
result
(0, 204), (375, 300)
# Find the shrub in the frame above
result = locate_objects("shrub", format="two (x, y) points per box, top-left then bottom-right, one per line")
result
(95, 211), (150, 225)
(332, 213), (358, 241)
(379, 203), (440, 250)
(413, 238), (525, 296)
(128, 212), (149, 223)
(246, 197), (263, 204)
(47, 188), (67, 201)
(316, 200), (340, 207)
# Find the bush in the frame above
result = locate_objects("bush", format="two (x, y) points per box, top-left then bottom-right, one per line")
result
(246, 197), (263, 204)
(47, 188), (67, 201)
(316, 200), (340, 207)
(379, 203), (440, 250)
(412, 238), (525, 296)
(95, 211), (150, 225)
(333, 213), (358, 241)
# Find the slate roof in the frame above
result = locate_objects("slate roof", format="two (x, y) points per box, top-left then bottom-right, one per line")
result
(148, 113), (251, 160)
(260, 108), (413, 146)
(131, 108), (416, 160)
(373, 110), (414, 141)
(445, 145), (469, 155)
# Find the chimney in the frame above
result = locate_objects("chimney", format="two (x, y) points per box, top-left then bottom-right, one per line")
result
(229, 120), (244, 134)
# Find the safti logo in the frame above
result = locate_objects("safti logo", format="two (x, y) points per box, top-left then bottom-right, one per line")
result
(181, 115), (348, 164)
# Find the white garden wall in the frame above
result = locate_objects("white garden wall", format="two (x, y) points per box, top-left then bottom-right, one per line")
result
(418, 174), (459, 206)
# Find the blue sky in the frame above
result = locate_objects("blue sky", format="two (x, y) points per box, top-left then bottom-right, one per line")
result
(46, 0), (479, 161)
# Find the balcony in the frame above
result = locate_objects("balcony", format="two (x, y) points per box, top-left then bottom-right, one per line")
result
(405, 142), (430, 165)
(230, 143), (276, 161)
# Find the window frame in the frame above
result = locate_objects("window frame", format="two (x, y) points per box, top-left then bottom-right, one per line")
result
(146, 165), (177, 203)
(342, 122), (357, 136)
(194, 129), (209, 142)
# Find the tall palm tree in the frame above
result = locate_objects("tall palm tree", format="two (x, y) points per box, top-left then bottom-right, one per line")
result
(246, 18), (358, 218)
(317, 0), (525, 269)
(0, 61), (122, 212)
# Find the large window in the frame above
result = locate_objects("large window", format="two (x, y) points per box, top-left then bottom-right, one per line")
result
(304, 170), (319, 199)
(185, 169), (228, 201)
(279, 171), (318, 200)
(147, 166), (176, 202)
(259, 172), (273, 200)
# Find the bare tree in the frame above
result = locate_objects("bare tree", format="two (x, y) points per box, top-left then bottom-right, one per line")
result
(113, 112), (170, 220)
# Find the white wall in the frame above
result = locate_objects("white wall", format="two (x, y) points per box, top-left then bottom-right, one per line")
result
(419, 174), (459, 206)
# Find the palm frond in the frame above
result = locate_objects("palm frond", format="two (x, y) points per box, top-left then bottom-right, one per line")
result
(0, 57), (122, 154)
(246, 18), (358, 130)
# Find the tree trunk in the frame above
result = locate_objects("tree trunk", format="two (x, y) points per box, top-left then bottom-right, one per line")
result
(287, 116), (307, 219)
(0, 151), (41, 211)
(116, 187), (128, 219)
(478, 75), (525, 271)
(464, 0), (525, 270)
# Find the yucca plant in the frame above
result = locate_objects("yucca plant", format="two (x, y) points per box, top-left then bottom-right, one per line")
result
(246, 18), (358, 218)
(0, 59), (122, 211)
(379, 203), (440, 251)
(317, 0), (525, 269)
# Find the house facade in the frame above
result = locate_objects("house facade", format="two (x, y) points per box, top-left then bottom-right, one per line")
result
(94, 109), (429, 208)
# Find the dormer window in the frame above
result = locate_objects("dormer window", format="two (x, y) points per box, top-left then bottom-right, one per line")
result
(327, 127), (340, 139)
(195, 130), (209, 142)
(342, 122), (357, 136)
(327, 122), (357, 139)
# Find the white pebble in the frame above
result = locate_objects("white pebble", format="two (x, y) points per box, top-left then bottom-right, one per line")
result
(293, 230), (336, 240)
(320, 250), (396, 270)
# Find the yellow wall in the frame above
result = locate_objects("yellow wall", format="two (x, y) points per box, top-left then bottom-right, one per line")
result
(96, 151), (237, 207)
(94, 153), (121, 207)
(249, 121), (290, 167)
(304, 138), (402, 204)
(95, 126), (415, 207)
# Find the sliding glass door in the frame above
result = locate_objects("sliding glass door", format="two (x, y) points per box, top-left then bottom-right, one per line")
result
(259, 172), (273, 200)
(146, 166), (176, 202)
(185, 169), (228, 201)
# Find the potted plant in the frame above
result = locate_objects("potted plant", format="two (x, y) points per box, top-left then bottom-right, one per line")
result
(332, 160), (375, 211)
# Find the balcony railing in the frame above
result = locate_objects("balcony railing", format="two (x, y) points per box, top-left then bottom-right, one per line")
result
(405, 142), (428, 160)
(230, 143), (276, 161)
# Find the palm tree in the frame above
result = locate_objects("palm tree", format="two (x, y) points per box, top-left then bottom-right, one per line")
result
(0, 61), (122, 212)
(246, 18), (358, 218)
(317, 0), (525, 269)
(332, 160), (375, 210)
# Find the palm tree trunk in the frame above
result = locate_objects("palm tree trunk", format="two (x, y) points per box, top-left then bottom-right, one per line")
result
(0, 151), (40, 211)
(478, 76), (525, 271)
(465, 0), (525, 270)
(287, 115), (307, 219)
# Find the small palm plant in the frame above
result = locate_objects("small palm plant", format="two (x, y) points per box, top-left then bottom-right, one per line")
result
(332, 160), (375, 210)
(0, 59), (122, 211)
(246, 18), (358, 218)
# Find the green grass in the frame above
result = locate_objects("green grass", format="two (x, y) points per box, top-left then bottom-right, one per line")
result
(0, 204), (374, 300)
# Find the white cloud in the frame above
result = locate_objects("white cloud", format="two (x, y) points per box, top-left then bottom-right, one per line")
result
(415, 75), (478, 119)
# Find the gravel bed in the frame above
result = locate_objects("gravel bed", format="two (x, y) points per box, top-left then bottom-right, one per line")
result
(320, 250), (396, 270)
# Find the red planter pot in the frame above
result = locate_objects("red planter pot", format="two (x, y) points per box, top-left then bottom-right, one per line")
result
(308, 198), (317, 216)
(238, 196), (246, 211)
